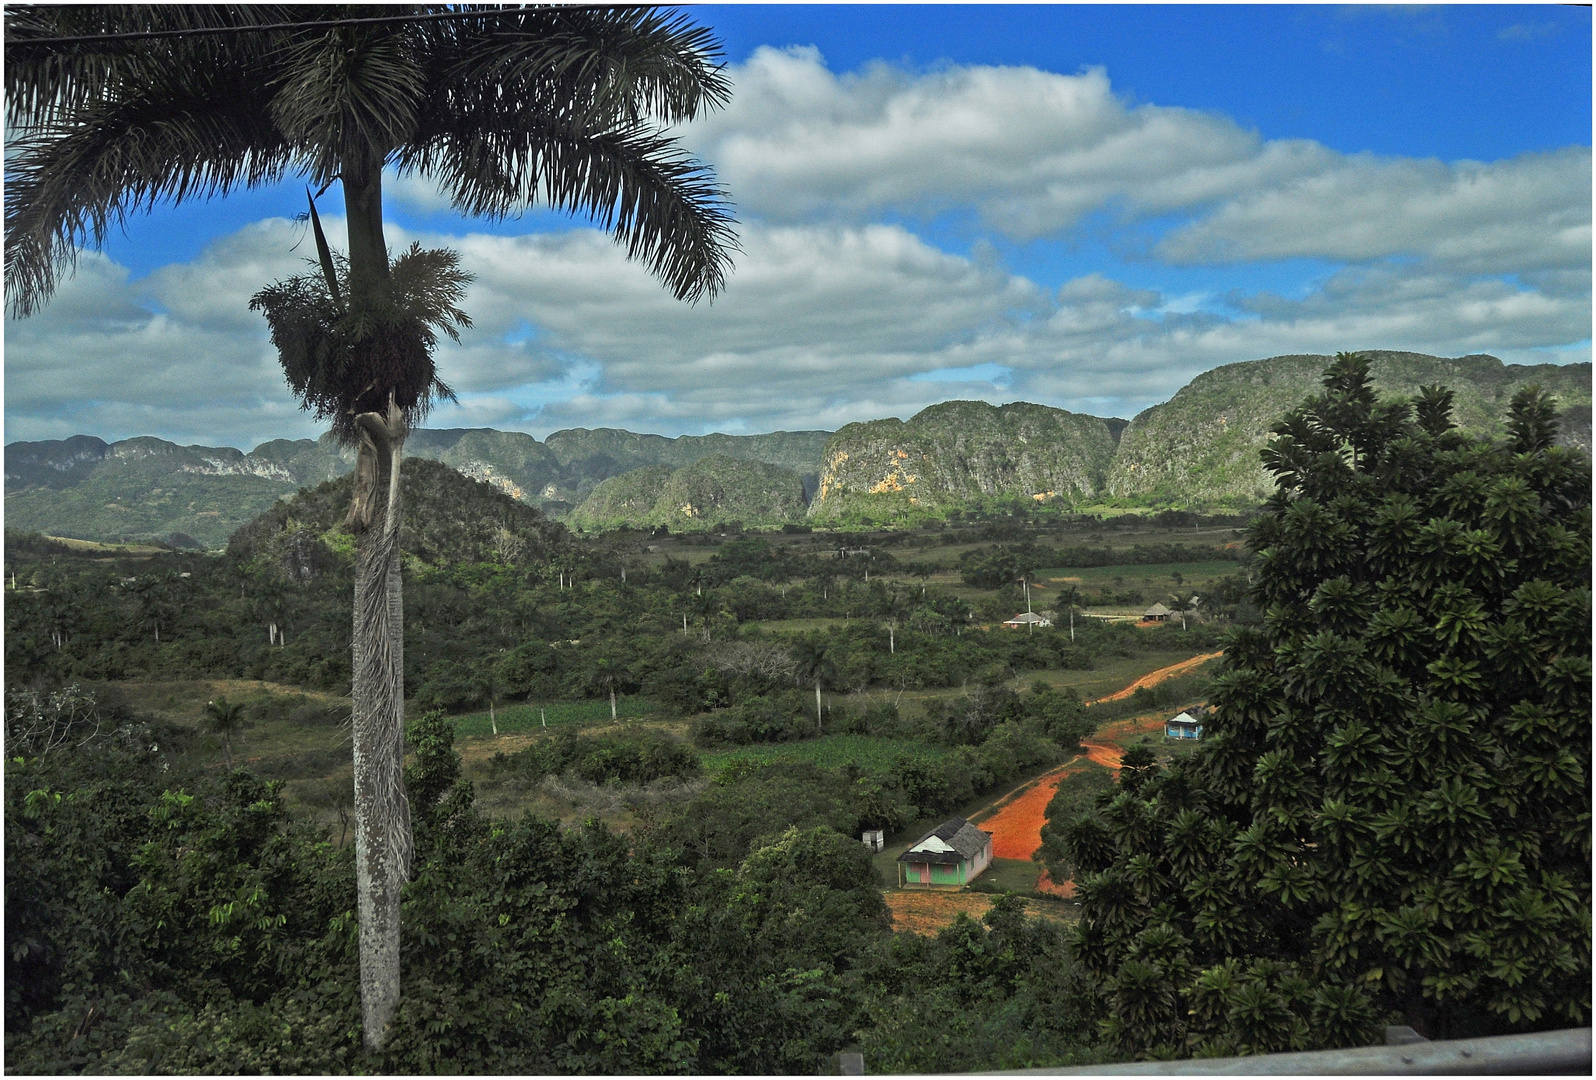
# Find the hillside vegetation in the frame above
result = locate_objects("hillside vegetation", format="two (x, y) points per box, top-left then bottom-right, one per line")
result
(570, 456), (809, 531)
(809, 400), (1125, 525)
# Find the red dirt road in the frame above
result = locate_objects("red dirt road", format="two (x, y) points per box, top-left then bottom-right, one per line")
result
(969, 650), (1224, 876)
(1088, 650), (1223, 704)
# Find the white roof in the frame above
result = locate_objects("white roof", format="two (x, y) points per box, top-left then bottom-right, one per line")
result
(1169, 711), (1199, 724)
(908, 835), (957, 854)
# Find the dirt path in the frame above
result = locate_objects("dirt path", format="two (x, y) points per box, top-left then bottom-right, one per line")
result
(1087, 650), (1223, 704)
(968, 649), (1224, 868)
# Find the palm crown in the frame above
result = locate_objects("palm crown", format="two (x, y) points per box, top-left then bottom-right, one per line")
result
(5, 4), (737, 319)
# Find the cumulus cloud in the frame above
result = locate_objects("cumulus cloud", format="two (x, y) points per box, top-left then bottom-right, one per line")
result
(1158, 147), (1591, 272)
(685, 47), (1590, 276)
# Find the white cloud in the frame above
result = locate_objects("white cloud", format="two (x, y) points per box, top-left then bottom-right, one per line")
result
(1158, 147), (1591, 272)
(686, 47), (1590, 276)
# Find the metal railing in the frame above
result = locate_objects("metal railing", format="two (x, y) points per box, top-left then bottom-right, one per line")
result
(999, 1027), (1591, 1075)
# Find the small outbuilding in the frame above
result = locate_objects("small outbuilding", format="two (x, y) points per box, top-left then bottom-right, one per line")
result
(861, 828), (886, 853)
(1165, 708), (1204, 740)
(1143, 602), (1173, 622)
(897, 817), (993, 889)
(1002, 611), (1052, 629)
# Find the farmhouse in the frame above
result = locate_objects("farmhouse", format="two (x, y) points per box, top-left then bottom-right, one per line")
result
(1002, 611), (1051, 628)
(1143, 602), (1173, 622)
(1165, 708), (1205, 740)
(896, 817), (993, 889)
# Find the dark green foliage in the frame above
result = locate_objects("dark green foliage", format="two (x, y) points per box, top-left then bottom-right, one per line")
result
(6, 694), (1101, 1074)
(1055, 354), (1592, 1056)
(692, 691), (815, 747)
(853, 895), (1105, 1071)
(491, 725), (701, 787)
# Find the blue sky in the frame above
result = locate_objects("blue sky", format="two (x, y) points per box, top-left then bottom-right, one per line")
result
(6, 4), (1590, 448)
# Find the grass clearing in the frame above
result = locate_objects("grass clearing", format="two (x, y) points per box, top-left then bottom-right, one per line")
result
(1039, 559), (1239, 591)
(1009, 649), (1210, 701)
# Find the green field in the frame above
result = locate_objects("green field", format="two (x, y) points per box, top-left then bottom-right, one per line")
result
(447, 696), (665, 737)
(1036, 559), (1239, 588)
(701, 733), (950, 776)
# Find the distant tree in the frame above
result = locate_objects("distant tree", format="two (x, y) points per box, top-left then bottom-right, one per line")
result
(1166, 592), (1195, 630)
(202, 697), (249, 770)
(793, 639), (838, 732)
(1059, 355), (1591, 1057)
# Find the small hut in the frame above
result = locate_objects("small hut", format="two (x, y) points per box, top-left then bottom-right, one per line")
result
(1165, 710), (1204, 740)
(1143, 602), (1172, 622)
(896, 817), (993, 889)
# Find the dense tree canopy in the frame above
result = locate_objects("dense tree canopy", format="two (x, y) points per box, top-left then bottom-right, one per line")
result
(1054, 355), (1591, 1056)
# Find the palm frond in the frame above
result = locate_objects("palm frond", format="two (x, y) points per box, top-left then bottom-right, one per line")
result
(414, 6), (730, 127)
(398, 113), (736, 303)
(4, 6), (295, 316)
(5, 5), (291, 126)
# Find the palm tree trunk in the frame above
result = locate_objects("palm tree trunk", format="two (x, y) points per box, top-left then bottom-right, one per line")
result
(349, 401), (411, 1052)
(338, 153), (414, 1052)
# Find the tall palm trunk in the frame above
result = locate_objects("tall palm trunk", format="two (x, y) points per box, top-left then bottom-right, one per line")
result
(342, 157), (413, 1051)
(349, 402), (411, 1050)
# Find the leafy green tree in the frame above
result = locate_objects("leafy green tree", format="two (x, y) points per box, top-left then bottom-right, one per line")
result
(1058, 355), (1591, 1056)
(6, 6), (735, 1047)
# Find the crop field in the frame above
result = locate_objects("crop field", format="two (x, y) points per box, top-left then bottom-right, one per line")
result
(447, 696), (665, 737)
(700, 733), (950, 776)
(884, 889), (1075, 935)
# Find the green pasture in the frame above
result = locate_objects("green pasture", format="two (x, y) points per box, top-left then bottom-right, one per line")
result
(701, 733), (950, 777)
(447, 696), (665, 737)
(1037, 559), (1239, 590)
(1010, 649), (1212, 701)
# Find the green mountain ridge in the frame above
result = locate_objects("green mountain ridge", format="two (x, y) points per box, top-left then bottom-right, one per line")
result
(1107, 351), (1593, 505)
(8, 351), (1589, 544)
(568, 456), (810, 531)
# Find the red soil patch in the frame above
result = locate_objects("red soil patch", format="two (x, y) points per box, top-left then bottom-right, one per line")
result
(1035, 869), (1075, 898)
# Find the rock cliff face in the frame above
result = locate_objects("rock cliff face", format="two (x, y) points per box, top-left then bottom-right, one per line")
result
(808, 401), (1124, 522)
(1106, 351), (1593, 506)
(568, 456), (808, 531)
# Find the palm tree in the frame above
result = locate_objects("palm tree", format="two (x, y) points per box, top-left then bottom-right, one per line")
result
(1168, 591), (1194, 630)
(793, 639), (836, 733)
(203, 696), (249, 770)
(6, 5), (735, 1049)
(1057, 582), (1083, 642)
